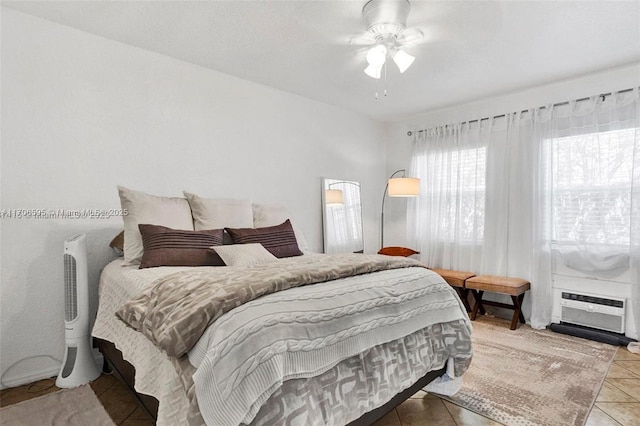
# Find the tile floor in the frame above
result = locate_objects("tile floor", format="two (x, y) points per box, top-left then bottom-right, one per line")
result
(1, 345), (639, 425)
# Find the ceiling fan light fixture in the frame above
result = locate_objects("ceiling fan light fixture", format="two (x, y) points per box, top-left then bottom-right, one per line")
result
(393, 49), (415, 73)
(356, 0), (419, 82)
(366, 44), (387, 66)
(364, 64), (383, 79)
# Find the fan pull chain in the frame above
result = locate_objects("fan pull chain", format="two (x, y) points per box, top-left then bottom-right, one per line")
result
(383, 60), (388, 97)
(374, 61), (389, 100)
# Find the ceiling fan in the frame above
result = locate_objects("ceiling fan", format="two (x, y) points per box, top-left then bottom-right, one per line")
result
(352, 0), (423, 79)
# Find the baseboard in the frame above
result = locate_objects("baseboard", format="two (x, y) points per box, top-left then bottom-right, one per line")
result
(0, 351), (104, 390)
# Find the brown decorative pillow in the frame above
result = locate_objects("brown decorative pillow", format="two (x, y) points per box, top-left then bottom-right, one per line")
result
(225, 219), (303, 258)
(138, 224), (224, 269)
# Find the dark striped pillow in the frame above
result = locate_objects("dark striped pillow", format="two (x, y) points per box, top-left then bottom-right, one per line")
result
(138, 224), (224, 269)
(225, 219), (303, 258)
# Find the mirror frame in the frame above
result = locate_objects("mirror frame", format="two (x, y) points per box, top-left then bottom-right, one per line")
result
(321, 178), (364, 254)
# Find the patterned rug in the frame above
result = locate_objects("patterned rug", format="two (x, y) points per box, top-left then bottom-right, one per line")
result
(442, 316), (617, 426)
(0, 384), (114, 426)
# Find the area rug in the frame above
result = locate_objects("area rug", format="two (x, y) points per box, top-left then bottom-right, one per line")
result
(441, 316), (617, 426)
(0, 384), (114, 426)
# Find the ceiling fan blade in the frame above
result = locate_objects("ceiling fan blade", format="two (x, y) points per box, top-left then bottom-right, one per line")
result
(349, 32), (377, 46)
(398, 28), (424, 46)
(354, 46), (372, 56)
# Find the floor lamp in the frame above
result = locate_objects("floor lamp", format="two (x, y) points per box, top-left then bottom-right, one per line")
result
(380, 169), (420, 249)
(325, 181), (362, 206)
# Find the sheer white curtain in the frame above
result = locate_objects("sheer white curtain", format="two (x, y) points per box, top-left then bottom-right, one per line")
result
(632, 98), (640, 343)
(408, 88), (639, 333)
(408, 114), (551, 326)
(408, 121), (491, 273)
(533, 90), (639, 334)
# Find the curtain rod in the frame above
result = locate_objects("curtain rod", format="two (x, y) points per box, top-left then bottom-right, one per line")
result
(406, 87), (637, 137)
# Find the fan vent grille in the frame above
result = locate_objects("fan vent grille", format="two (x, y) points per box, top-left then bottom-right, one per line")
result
(63, 254), (78, 322)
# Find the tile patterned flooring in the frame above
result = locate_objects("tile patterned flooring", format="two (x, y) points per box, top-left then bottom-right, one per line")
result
(1, 345), (639, 425)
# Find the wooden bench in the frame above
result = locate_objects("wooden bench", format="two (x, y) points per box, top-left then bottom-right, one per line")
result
(430, 269), (477, 313)
(465, 275), (530, 330)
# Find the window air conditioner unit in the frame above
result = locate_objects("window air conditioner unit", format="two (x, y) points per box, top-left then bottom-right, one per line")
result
(560, 292), (625, 334)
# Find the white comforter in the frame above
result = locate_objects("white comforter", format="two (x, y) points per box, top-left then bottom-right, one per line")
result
(187, 263), (466, 425)
(93, 256), (469, 426)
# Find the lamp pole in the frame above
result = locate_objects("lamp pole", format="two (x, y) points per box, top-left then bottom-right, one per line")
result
(380, 169), (408, 249)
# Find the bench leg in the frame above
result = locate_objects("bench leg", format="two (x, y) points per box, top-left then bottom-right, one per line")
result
(455, 288), (472, 313)
(469, 290), (486, 315)
(510, 294), (525, 330)
(517, 294), (526, 324)
(470, 290), (484, 321)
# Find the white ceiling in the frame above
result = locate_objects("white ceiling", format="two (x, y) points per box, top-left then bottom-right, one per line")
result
(3, 0), (640, 122)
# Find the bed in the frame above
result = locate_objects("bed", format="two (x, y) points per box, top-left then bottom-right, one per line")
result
(91, 187), (473, 425)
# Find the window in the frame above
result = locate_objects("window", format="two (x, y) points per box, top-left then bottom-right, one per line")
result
(433, 147), (486, 241)
(550, 128), (635, 247)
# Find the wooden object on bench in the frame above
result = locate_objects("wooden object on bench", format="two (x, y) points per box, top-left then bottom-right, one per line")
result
(430, 269), (476, 313)
(465, 275), (530, 330)
(378, 247), (419, 257)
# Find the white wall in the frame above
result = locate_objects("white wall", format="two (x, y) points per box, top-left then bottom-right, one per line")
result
(0, 8), (387, 388)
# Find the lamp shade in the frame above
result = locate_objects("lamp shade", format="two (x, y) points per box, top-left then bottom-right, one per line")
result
(366, 45), (387, 66)
(325, 189), (344, 205)
(364, 45), (387, 79)
(392, 49), (415, 73)
(388, 177), (420, 197)
(364, 64), (383, 79)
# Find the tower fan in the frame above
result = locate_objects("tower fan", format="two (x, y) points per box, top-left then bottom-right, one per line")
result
(56, 233), (101, 388)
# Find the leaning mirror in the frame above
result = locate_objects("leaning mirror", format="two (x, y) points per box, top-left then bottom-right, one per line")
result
(322, 178), (364, 254)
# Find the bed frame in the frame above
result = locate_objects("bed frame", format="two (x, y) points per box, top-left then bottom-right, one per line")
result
(96, 338), (447, 425)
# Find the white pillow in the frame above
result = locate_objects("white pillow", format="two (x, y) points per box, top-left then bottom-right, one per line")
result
(252, 204), (309, 252)
(118, 186), (194, 265)
(184, 191), (253, 230)
(213, 243), (278, 267)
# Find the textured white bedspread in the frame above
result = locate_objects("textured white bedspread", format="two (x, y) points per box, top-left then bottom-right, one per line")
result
(93, 256), (469, 426)
(188, 264), (467, 425)
(92, 259), (195, 425)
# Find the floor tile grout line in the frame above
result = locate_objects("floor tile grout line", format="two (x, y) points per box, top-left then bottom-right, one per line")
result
(391, 408), (401, 426)
(603, 378), (640, 403)
(441, 397), (507, 425)
(611, 361), (640, 378)
(613, 361), (640, 366)
(590, 405), (625, 426)
(597, 402), (640, 405)
(440, 399), (458, 426)
(594, 401), (640, 425)
(439, 398), (474, 426)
